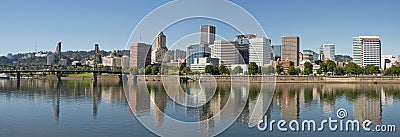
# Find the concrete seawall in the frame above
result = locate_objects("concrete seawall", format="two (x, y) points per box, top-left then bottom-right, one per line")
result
(135, 75), (400, 84)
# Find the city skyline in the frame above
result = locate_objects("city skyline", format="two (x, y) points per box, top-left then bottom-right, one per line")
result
(1, 0), (399, 57)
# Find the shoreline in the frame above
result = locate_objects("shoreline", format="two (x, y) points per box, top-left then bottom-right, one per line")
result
(133, 75), (400, 84)
(9, 75), (400, 84)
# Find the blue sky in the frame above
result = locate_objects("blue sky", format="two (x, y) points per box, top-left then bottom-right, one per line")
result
(1, 0), (399, 58)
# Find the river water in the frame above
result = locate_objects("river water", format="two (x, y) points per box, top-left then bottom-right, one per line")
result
(0, 79), (399, 137)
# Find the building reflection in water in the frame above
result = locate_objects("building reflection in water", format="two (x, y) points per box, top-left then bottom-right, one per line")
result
(150, 83), (167, 127)
(353, 86), (382, 124)
(124, 79), (249, 135)
(276, 84), (299, 121)
(273, 83), (383, 124)
(4, 79), (400, 134)
(319, 85), (336, 117)
(0, 79), (127, 123)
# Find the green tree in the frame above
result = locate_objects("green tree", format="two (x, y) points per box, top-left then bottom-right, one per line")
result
(212, 65), (219, 75)
(179, 63), (186, 71)
(296, 68), (301, 75)
(344, 62), (360, 75)
(232, 66), (243, 75)
(138, 67), (145, 75)
(334, 66), (345, 75)
(144, 65), (152, 75)
(319, 62), (327, 73)
(326, 60), (337, 72)
(276, 65), (283, 75)
(66, 66), (75, 71)
(303, 62), (313, 75)
(151, 65), (159, 75)
(248, 62), (259, 75)
(288, 66), (299, 75)
(205, 65), (219, 75)
(364, 64), (380, 75)
(131, 67), (139, 75)
(384, 66), (400, 76)
(261, 66), (276, 75)
(218, 65), (229, 75)
(205, 65), (214, 74)
(181, 67), (191, 75)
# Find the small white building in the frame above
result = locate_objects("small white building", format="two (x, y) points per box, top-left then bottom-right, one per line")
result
(102, 56), (122, 67)
(190, 57), (219, 72)
(381, 55), (396, 70)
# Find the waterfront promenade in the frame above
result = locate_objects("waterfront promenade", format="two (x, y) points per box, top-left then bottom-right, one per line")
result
(135, 75), (400, 84)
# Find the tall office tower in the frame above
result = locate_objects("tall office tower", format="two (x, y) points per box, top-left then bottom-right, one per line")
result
(200, 25), (216, 44)
(320, 44), (335, 61)
(281, 36), (300, 66)
(94, 44), (99, 54)
(186, 43), (205, 67)
(57, 42), (62, 60)
(352, 37), (363, 66)
(155, 32), (166, 48)
(200, 25), (216, 57)
(352, 36), (381, 67)
(272, 45), (281, 60)
(249, 36), (272, 66)
(130, 43), (152, 68)
(151, 32), (169, 64)
(94, 43), (102, 65)
(211, 40), (239, 67)
(235, 35), (250, 64)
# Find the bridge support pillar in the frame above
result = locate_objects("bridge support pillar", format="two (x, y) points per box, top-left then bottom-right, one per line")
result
(118, 74), (122, 82)
(57, 72), (62, 81)
(93, 72), (98, 83)
(17, 72), (21, 81)
(133, 75), (137, 82)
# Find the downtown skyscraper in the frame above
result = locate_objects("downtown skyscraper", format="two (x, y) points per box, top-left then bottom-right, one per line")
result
(130, 43), (152, 68)
(281, 36), (300, 66)
(352, 36), (381, 68)
(187, 25), (216, 67)
(320, 44), (335, 61)
(248, 36), (272, 67)
(151, 32), (168, 64)
(200, 25), (216, 45)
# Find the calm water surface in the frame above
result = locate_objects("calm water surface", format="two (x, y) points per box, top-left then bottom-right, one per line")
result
(0, 79), (399, 137)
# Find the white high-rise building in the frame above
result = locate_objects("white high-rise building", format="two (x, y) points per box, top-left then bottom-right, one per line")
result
(210, 40), (239, 67)
(352, 37), (363, 66)
(352, 36), (381, 68)
(320, 44), (335, 61)
(249, 37), (272, 67)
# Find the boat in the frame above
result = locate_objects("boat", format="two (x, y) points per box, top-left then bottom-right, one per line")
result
(0, 73), (10, 80)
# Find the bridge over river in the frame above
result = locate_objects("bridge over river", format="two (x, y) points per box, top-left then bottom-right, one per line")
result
(0, 70), (124, 82)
